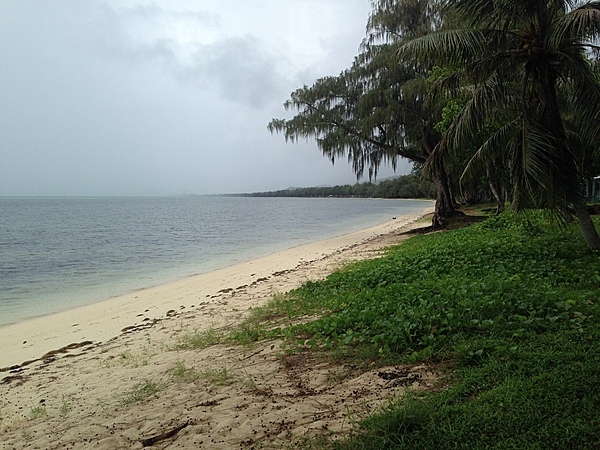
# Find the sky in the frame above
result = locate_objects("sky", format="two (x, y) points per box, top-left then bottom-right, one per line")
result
(0, 1), (409, 196)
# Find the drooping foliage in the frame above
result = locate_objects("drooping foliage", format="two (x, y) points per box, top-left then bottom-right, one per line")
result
(268, 50), (427, 181)
(269, 0), (462, 227)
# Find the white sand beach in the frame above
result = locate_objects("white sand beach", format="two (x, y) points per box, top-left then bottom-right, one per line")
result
(0, 207), (439, 449)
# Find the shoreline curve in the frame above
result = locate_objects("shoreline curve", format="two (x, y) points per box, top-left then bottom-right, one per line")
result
(0, 207), (432, 370)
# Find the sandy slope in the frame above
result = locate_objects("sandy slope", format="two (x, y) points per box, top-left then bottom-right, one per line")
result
(0, 207), (439, 449)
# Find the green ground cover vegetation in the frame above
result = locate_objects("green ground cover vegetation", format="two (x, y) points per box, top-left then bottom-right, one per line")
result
(267, 0), (600, 442)
(237, 211), (600, 449)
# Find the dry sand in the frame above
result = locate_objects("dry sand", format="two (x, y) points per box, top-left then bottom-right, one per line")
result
(1, 207), (440, 449)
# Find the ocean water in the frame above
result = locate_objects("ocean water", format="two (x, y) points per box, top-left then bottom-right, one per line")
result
(0, 196), (431, 325)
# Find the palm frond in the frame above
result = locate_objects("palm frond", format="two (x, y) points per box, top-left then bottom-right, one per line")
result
(516, 116), (580, 210)
(519, 118), (559, 204)
(449, 0), (543, 28)
(465, 47), (524, 82)
(548, 2), (600, 51)
(447, 0), (493, 23)
(461, 119), (519, 183)
(398, 29), (489, 66)
(446, 70), (517, 151)
(565, 54), (600, 145)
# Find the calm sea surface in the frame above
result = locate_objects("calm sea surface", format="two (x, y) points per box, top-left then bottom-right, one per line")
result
(0, 196), (431, 325)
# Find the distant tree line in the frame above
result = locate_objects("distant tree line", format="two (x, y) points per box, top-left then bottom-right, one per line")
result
(233, 173), (435, 199)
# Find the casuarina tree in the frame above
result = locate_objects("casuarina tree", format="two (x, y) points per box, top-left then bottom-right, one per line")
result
(269, 0), (461, 228)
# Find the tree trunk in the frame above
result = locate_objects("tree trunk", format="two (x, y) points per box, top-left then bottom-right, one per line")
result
(432, 176), (450, 228)
(431, 162), (459, 228)
(422, 139), (461, 228)
(572, 195), (600, 251)
(511, 181), (521, 211)
(488, 180), (504, 214)
(486, 163), (505, 214)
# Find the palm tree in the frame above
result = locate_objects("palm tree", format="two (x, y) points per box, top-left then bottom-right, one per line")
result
(400, 0), (600, 249)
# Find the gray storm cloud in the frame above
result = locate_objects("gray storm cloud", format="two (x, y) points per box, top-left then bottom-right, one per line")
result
(0, 1), (405, 197)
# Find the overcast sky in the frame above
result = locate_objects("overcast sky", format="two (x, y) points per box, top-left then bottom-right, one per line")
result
(0, 1), (408, 196)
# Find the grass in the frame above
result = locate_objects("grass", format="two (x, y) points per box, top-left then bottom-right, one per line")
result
(121, 379), (165, 406)
(28, 406), (47, 420)
(174, 327), (224, 350)
(99, 344), (159, 368)
(198, 367), (237, 386)
(170, 360), (200, 381)
(241, 373), (259, 391)
(234, 210), (600, 449)
(58, 394), (71, 416)
(192, 291), (317, 350)
(118, 350), (148, 367)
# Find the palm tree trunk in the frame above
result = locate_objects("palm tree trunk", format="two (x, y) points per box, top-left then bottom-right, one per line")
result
(538, 75), (600, 250)
(572, 195), (600, 250)
(489, 179), (505, 214)
(486, 163), (504, 214)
